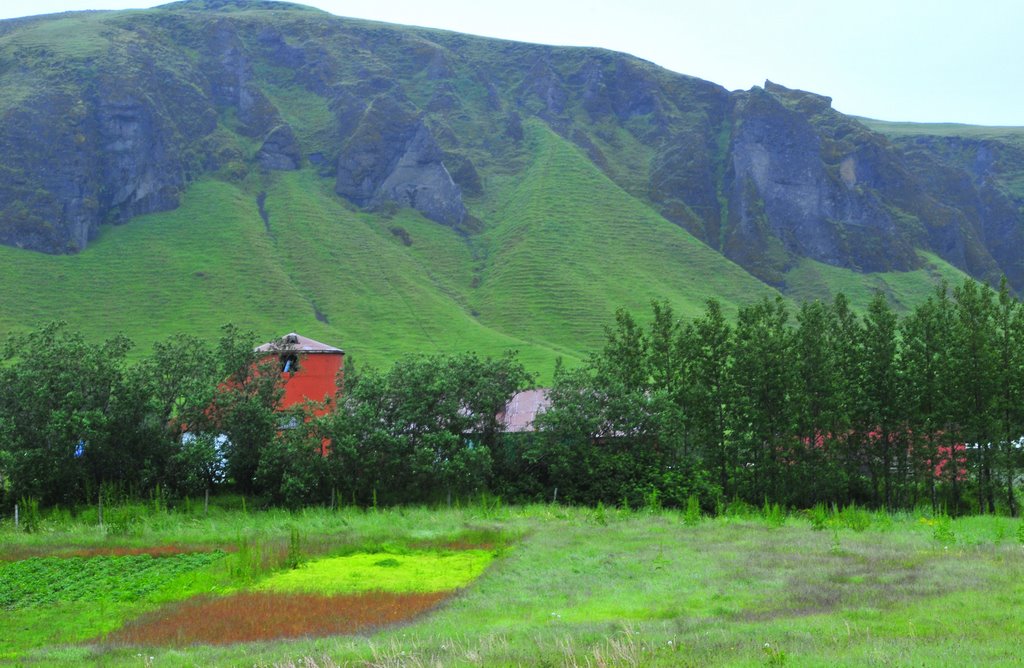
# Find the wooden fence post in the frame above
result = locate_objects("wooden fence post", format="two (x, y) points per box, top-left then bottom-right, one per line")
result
(13, 503), (17, 529)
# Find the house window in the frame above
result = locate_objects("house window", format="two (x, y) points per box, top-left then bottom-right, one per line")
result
(281, 353), (299, 373)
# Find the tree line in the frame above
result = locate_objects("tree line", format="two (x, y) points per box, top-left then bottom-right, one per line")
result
(525, 279), (1024, 516)
(1, 277), (1022, 515)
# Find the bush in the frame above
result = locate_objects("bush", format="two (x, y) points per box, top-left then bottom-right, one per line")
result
(839, 503), (872, 532)
(683, 494), (701, 526)
(761, 500), (786, 527)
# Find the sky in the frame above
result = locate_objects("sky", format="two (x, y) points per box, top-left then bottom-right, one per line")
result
(1, 0), (1021, 126)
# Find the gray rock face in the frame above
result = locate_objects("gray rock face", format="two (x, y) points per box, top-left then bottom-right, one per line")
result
(0, 93), (98, 252)
(723, 85), (918, 280)
(519, 57), (568, 117)
(96, 97), (183, 222)
(371, 124), (465, 226)
(204, 21), (279, 137)
(0, 86), (185, 253)
(334, 96), (465, 226)
(257, 124), (302, 171)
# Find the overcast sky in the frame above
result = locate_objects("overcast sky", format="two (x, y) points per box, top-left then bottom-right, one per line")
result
(2, 0), (1021, 126)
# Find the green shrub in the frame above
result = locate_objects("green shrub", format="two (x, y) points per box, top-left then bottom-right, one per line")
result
(933, 514), (955, 545)
(807, 502), (829, 531)
(683, 494), (701, 527)
(591, 501), (608, 526)
(761, 500), (785, 527)
(18, 497), (40, 533)
(285, 526), (304, 570)
(643, 487), (662, 513)
(839, 503), (872, 532)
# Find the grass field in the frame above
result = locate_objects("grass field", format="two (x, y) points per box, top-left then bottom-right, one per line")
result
(1, 502), (1022, 666)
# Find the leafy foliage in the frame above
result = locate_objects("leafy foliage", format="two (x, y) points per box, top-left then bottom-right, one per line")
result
(534, 280), (1024, 514)
(323, 352), (532, 506)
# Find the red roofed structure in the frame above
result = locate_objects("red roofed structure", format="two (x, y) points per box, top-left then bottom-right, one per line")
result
(255, 332), (344, 413)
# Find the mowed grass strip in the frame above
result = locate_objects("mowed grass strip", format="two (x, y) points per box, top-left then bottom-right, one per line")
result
(257, 550), (495, 595)
(104, 591), (449, 646)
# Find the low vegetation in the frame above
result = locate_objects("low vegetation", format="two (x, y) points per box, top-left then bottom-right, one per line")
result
(0, 503), (1021, 665)
(256, 550), (495, 595)
(0, 552), (225, 609)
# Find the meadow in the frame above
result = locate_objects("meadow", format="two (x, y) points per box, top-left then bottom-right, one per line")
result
(1, 501), (1023, 666)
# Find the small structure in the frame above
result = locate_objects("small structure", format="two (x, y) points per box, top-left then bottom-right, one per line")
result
(255, 333), (344, 413)
(498, 389), (550, 433)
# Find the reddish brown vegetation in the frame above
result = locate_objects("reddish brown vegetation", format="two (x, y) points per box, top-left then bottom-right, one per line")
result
(104, 591), (450, 646)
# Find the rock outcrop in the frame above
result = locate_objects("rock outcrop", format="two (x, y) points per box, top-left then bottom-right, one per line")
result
(96, 96), (185, 223)
(334, 96), (465, 226)
(723, 85), (917, 282)
(257, 125), (302, 171)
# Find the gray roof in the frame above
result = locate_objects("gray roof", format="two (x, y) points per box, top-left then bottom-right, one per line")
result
(498, 389), (550, 433)
(254, 332), (344, 354)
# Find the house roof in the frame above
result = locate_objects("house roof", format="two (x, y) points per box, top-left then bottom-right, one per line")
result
(498, 388), (550, 433)
(254, 332), (344, 355)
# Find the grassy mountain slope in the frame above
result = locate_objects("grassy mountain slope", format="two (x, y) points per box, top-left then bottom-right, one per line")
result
(0, 122), (781, 378)
(0, 122), (972, 378)
(0, 3), (988, 376)
(0, 173), (567, 375)
(783, 252), (971, 312)
(474, 121), (779, 351)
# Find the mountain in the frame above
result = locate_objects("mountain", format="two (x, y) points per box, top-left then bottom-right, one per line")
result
(0, 0), (1017, 374)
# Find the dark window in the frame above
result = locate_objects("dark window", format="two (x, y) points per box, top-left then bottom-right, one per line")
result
(281, 353), (299, 373)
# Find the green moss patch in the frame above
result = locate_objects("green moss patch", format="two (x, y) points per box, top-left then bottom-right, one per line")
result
(256, 550), (494, 595)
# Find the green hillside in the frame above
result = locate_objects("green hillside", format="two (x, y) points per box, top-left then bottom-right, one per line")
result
(474, 121), (779, 349)
(0, 173), (560, 375)
(0, 122), (778, 379)
(0, 121), (972, 379)
(783, 252), (972, 312)
(0, 3), (992, 376)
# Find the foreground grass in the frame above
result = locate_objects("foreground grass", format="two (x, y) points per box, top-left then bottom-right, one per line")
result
(1, 504), (1022, 666)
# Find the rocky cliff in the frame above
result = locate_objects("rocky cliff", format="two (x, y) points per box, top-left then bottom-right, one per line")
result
(0, 0), (1021, 291)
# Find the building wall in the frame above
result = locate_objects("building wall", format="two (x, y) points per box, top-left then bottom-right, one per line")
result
(275, 353), (344, 413)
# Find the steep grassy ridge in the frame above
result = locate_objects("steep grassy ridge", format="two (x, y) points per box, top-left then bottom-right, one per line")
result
(0, 173), (567, 374)
(0, 127), (972, 377)
(783, 252), (972, 312)
(475, 121), (779, 352)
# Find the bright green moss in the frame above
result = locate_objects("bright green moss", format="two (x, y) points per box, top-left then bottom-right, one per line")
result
(257, 550), (495, 594)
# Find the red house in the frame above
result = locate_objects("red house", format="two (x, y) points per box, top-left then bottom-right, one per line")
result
(255, 332), (344, 414)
